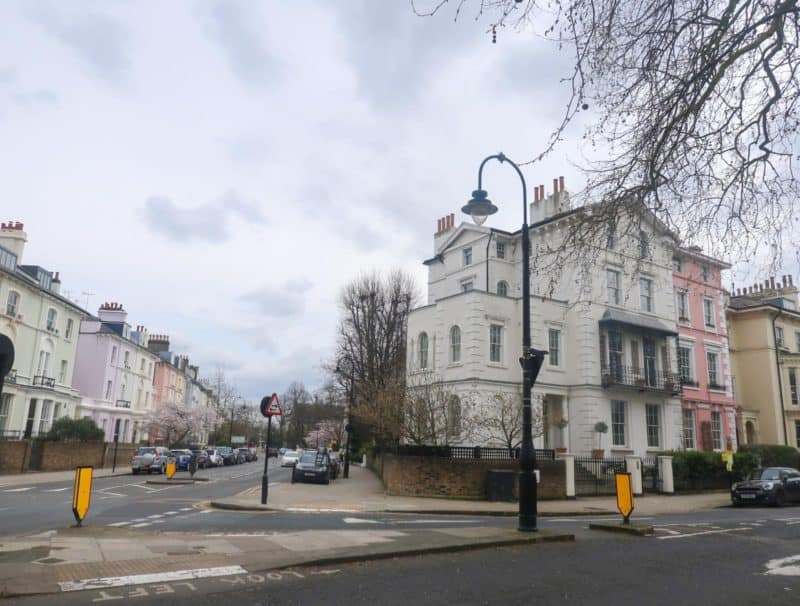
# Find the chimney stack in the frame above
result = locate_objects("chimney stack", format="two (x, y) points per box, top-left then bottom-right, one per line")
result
(770, 276), (776, 290)
(558, 176), (565, 192)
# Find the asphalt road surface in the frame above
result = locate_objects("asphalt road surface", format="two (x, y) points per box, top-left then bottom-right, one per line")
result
(6, 505), (799, 606)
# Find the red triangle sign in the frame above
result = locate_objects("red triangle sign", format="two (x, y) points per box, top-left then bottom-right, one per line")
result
(266, 393), (282, 416)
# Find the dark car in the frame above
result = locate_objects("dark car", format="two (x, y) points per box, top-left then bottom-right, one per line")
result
(191, 450), (209, 469)
(291, 452), (332, 485)
(170, 449), (193, 471)
(731, 467), (800, 507)
(235, 448), (252, 463)
(218, 447), (237, 465)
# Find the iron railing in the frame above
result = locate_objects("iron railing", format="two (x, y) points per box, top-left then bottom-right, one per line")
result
(115, 399), (131, 409)
(641, 455), (663, 492)
(32, 375), (55, 389)
(574, 455), (627, 496)
(392, 444), (556, 461)
(601, 364), (680, 393)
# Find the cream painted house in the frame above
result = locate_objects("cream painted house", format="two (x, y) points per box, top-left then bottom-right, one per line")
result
(727, 277), (800, 448)
(0, 222), (87, 438)
(407, 183), (684, 457)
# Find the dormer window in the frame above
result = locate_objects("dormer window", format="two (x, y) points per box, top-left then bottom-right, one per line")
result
(463, 247), (472, 266)
(0, 246), (17, 272)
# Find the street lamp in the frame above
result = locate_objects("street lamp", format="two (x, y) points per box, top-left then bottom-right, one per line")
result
(462, 152), (547, 532)
(336, 360), (354, 479)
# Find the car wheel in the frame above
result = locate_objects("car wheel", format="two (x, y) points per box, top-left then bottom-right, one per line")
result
(323, 476), (330, 485)
(147, 468), (152, 474)
(774, 490), (786, 507)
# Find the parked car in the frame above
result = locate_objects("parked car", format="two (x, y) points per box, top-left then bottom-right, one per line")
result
(218, 446), (237, 465)
(281, 450), (300, 467)
(235, 448), (252, 463)
(131, 446), (170, 474)
(206, 449), (224, 467)
(170, 449), (193, 471)
(248, 447), (259, 461)
(731, 467), (800, 506)
(191, 450), (209, 469)
(268, 447), (280, 458)
(291, 451), (332, 484)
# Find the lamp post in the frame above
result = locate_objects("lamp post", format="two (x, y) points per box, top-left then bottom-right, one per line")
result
(462, 152), (547, 532)
(228, 396), (241, 445)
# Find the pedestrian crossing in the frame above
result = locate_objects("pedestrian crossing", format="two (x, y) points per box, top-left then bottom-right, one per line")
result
(107, 507), (202, 528)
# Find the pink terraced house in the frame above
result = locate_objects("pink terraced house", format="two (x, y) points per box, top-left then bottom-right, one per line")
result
(672, 247), (737, 451)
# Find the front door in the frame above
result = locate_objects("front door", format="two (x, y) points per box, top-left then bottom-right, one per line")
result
(24, 399), (37, 438)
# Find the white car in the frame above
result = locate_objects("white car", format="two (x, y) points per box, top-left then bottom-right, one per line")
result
(281, 450), (300, 467)
(205, 449), (224, 467)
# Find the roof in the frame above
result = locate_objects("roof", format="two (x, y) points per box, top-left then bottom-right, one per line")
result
(599, 308), (678, 336)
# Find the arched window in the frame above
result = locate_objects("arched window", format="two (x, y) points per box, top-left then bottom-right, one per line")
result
(447, 395), (462, 438)
(418, 332), (429, 369)
(6, 291), (19, 316)
(450, 326), (461, 363)
(497, 281), (509, 297)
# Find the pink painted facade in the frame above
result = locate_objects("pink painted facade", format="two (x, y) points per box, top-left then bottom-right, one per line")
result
(673, 248), (737, 451)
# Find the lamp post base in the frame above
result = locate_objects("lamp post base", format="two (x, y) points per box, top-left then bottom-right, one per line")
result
(518, 469), (538, 532)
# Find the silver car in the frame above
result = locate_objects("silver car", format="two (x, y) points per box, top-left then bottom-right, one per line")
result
(131, 446), (170, 474)
(281, 450), (300, 467)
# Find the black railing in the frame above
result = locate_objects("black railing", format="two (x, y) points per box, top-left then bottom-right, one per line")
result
(708, 383), (727, 391)
(574, 455), (627, 495)
(32, 375), (55, 388)
(4, 369), (16, 384)
(641, 455), (663, 492)
(115, 399), (131, 409)
(392, 444), (556, 461)
(680, 377), (699, 388)
(601, 365), (680, 393)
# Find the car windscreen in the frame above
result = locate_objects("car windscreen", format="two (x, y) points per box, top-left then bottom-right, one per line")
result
(137, 448), (155, 455)
(299, 453), (317, 465)
(284, 451), (297, 457)
(206, 450), (215, 455)
(756, 468), (781, 480)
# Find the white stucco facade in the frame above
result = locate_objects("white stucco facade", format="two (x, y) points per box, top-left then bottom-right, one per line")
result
(408, 191), (684, 457)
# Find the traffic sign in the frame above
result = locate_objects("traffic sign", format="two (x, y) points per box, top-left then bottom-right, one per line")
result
(166, 456), (176, 479)
(615, 472), (634, 524)
(260, 393), (282, 417)
(72, 466), (93, 527)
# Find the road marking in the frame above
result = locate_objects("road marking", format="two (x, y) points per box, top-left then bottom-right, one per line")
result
(130, 523), (151, 528)
(343, 517), (381, 525)
(147, 514), (164, 519)
(3, 487), (34, 492)
(43, 487), (70, 492)
(107, 521), (131, 527)
(58, 565), (248, 592)
(0, 507), (9, 512)
(765, 555), (800, 577)
(655, 528), (681, 535)
(394, 519), (484, 525)
(287, 508), (360, 513)
(179, 507), (193, 512)
(657, 528), (752, 540)
(163, 511), (179, 515)
(548, 517), (653, 522)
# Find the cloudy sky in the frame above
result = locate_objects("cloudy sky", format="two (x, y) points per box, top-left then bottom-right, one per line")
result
(21, 0), (783, 401)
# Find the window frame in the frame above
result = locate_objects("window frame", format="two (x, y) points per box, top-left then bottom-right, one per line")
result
(678, 346), (694, 384)
(496, 241), (505, 259)
(703, 297), (716, 328)
(776, 326), (785, 347)
(789, 367), (798, 406)
(639, 277), (654, 312)
(707, 351), (720, 388)
(682, 409), (696, 450)
(489, 324), (503, 364)
(548, 328), (561, 367)
(676, 289), (689, 322)
(58, 360), (68, 384)
(611, 400), (627, 447)
(46, 308), (57, 331)
(607, 269), (621, 305)
(418, 333), (429, 370)
(710, 411), (723, 451)
(496, 280), (509, 297)
(463, 247), (472, 266)
(646, 403), (661, 449)
(65, 318), (74, 340)
(449, 326), (461, 364)
(6, 290), (19, 316)
(461, 281), (473, 292)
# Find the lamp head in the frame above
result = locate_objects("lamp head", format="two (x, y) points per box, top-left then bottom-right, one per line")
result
(461, 189), (498, 226)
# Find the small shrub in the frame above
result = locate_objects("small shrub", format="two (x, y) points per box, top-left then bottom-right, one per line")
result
(46, 417), (104, 442)
(738, 444), (800, 469)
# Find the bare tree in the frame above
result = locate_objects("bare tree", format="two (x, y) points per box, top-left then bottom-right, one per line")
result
(282, 381), (312, 447)
(329, 269), (418, 448)
(480, 390), (544, 453)
(413, 0), (800, 271)
(403, 371), (476, 446)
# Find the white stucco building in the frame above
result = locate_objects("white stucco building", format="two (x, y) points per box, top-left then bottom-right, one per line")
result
(0, 222), (88, 438)
(407, 182), (684, 457)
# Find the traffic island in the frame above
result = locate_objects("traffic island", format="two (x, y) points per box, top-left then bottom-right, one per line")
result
(588, 521), (654, 536)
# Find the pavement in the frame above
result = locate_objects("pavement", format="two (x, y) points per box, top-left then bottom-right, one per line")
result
(0, 468), (132, 489)
(0, 465), (732, 599)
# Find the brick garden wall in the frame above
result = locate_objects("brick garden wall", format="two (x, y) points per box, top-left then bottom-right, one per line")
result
(37, 442), (105, 471)
(378, 454), (566, 500)
(0, 441), (28, 474)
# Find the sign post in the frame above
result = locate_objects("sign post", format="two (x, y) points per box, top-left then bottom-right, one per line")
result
(615, 472), (634, 524)
(72, 466), (93, 527)
(259, 393), (282, 505)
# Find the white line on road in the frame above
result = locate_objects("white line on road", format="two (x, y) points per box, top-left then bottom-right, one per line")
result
(655, 528), (681, 535)
(163, 511), (179, 515)
(130, 523), (151, 528)
(147, 514), (164, 519)
(180, 507), (193, 511)
(657, 528), (752, 540)
(107, 522), (131, 527)
(43, 487), (70, 493)
(394, 519), (483, 525)
(343, 517), (381, 525)
(3, 487), (34, 492)
(58, 565), (248, 592)
(548, 517), (654, 522)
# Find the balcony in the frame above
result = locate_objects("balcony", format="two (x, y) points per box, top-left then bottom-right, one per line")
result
(32, 375), (55, 389)
(115, 399), (131, 409)
(601, 365), (680, 395)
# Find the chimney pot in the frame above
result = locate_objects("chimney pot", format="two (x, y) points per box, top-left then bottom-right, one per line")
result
(552, 178), (558, 195)
(437, 218), (442, 232)
(789, 276), (794, 286)
(559, 176), (565, 192)
(449, 213), (454, 228)
(770, 276), (776, 289)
